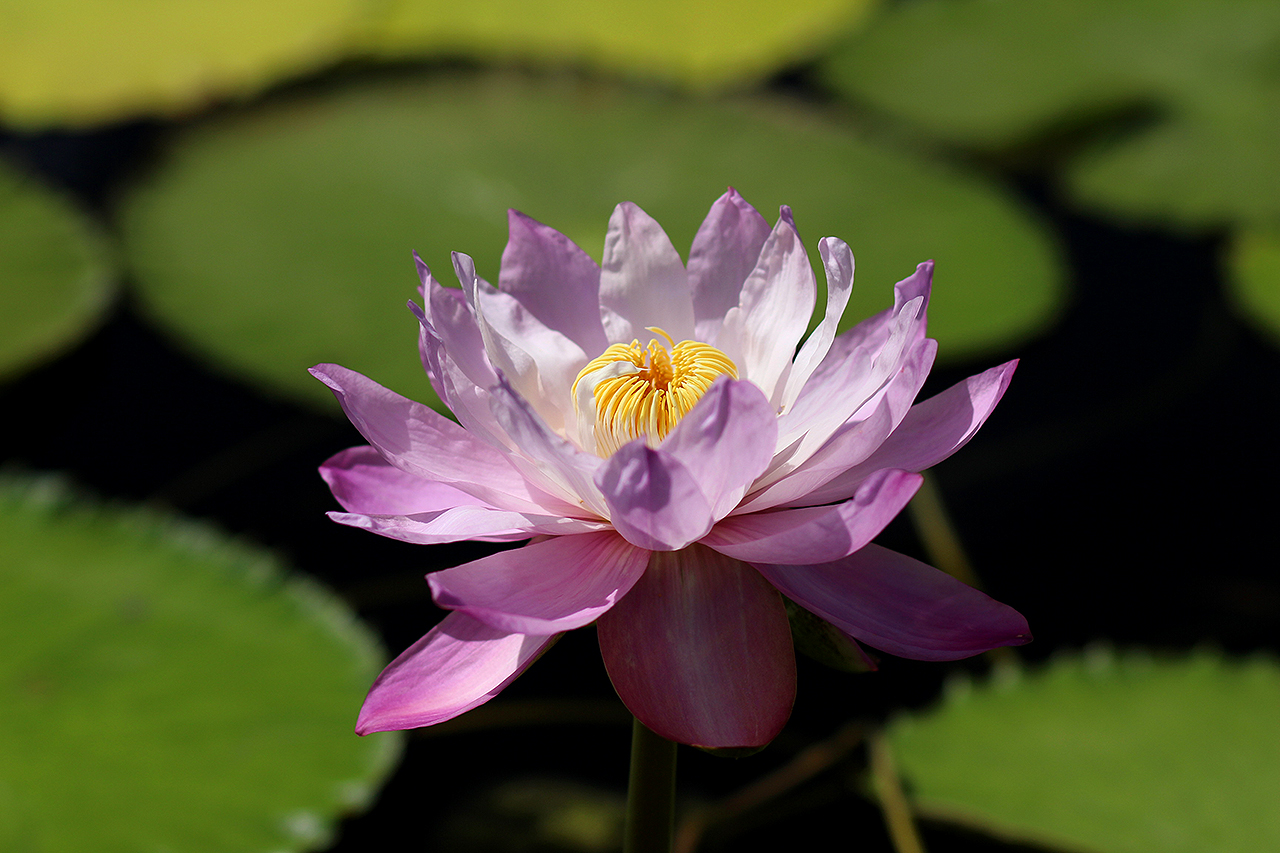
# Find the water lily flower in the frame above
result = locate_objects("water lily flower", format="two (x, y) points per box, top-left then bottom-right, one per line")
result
(314, 190), (1030, 749)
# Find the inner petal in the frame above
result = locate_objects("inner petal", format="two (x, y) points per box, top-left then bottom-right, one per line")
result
(573, 327), (738, 457)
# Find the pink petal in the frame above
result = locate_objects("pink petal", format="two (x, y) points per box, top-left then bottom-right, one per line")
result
(754, 544), (1031, 661)
(329, 506), (609, 545)
(499, 210), (609, 356)
(598, 202), (695, 345)
(800, 359), (1017, 506)
(703, 469), (922, 563)
(716, 208), (816, 406)
(597, 546), (796, 748)
(310, 363), (560, 514)
(658, 378), (777, 520)
(429, 531), (649, 633)
(321, 445), (493, 515)
(777, 236), (856, 410)
(687, 188), (772, 345)
(596, 443), (714, 551)
(355, 612), (556, 734)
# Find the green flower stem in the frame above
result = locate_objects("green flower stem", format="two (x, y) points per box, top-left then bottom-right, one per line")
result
(870, 729), (927, 853)
(624, 717), (678, 853)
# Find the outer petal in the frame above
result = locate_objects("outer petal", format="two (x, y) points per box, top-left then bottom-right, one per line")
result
(597, 545), (796, 748)
(702, 469), (922, 564)
(355, 612), (556, 734)
(596, 443), (714, 551)
(429, 531), (650, 634)
(658, 378), (777, 520)
(754, 544), (1031, 661)
(800, 359), (1017, 507)
(321, 445), (490, 515)
(714, 207), (816, 406)
(687, 188), (772, 345)
(310, 363), (564, 515)
(598, 202), (695, 345)
(329, 506), (609, 545)
(499, 210), (608, 355)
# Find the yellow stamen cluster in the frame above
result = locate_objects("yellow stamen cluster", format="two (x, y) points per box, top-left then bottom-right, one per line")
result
(573, 328), (738, 457)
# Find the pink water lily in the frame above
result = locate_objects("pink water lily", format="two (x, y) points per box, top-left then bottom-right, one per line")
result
(315, 189), (1029, 748)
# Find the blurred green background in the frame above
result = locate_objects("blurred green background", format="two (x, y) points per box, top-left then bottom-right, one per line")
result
(2, 1), (1277, 851)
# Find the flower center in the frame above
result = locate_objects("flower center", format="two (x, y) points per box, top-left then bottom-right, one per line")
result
(572, 327), (738, 457)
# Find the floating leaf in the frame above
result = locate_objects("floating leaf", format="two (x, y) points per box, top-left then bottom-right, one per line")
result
(0, 475), (401, 852)
(822, 0), (1280, 229)
(0, 159), (114, 381)
(1227, 227), (1280, 346)
(364, 0), (879, 90)
(889, 649), (1280, 853)
(121, 73), (1063, 410)
(0, 0), (366, 127)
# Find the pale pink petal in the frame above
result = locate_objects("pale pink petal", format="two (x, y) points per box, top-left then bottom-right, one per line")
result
(310, 363), (563, 515)
(703, 469), (922, 563)
(355, 612), (557, 734)
(597, 443), (714, 551)
(330, 506), (609, 545)
(321, 445), (494, 515)
(488, 376), (608, 515)
(687, 188), (771, 345)
(499, 210), (609, 355)
(777, 236), (855, 410)
(598, 202), (695, 345)
(800, 359), (1017, 507)
(597, 546), (796, 748)
(417, 255), (497, 392)
(658, 378), (777, 520)
(429, 531), (650, 633)
(754, 544), (1031, 661)
(715, 208), (816, 406)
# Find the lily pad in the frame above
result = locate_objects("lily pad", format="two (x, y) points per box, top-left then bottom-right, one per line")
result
(121, 73), (1063, 411)
(821, 0), (1280, 230)
(1227, 228), (1280, 346)
(364, 0), (878, 90)
(888, 649), (1280, 853)
(0, 475), (401, 852)
(0, 0), (366, 127)
(0, 158), (114, 382)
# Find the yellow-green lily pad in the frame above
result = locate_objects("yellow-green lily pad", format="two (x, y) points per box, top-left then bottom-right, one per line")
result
(0, 0), (367, 127)
(1227, 228), (1280, 346)
(821, 0), (1280, 230)
(0, 159), (114, 382)
(121, 73), (1063, 411)
(0, 475), (401, 852)
(889, 649), (1280, 853)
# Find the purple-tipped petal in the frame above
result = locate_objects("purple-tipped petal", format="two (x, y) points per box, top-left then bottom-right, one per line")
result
(703, 469), (922, 564)
(499, 210), (608, 355)
(428, 531), (649, 633)
(330, 506), (608, 545)
(688, 188), (772, 344)
(598, 546), (796, 748)
(778, 236), (855, 409)
(597, 443), (714, 551)
(598, 202), (695, 344)
(754, 544), (1031, 661)
(659, 379), (777, 520)
(800, 359), (1017, 506)
(310, 363), (557, 514)
(356, 612), (557, 734)
(321, 445), (491, 515)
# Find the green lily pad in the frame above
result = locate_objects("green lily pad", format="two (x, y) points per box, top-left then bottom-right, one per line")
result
(888, 649), (1280, 853)
(363, 0), (879, 90)
(0, 0), (366, 127)
(0, 159), (114, 382)
(821, 0), (1280, 230)
(1227, 228), (1280, 346)
(121, 73), (1063, 411)
(0, 475), (401, 852)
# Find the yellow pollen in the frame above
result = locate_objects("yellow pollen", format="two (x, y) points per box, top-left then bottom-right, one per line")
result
(572, 327), (738, 456)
